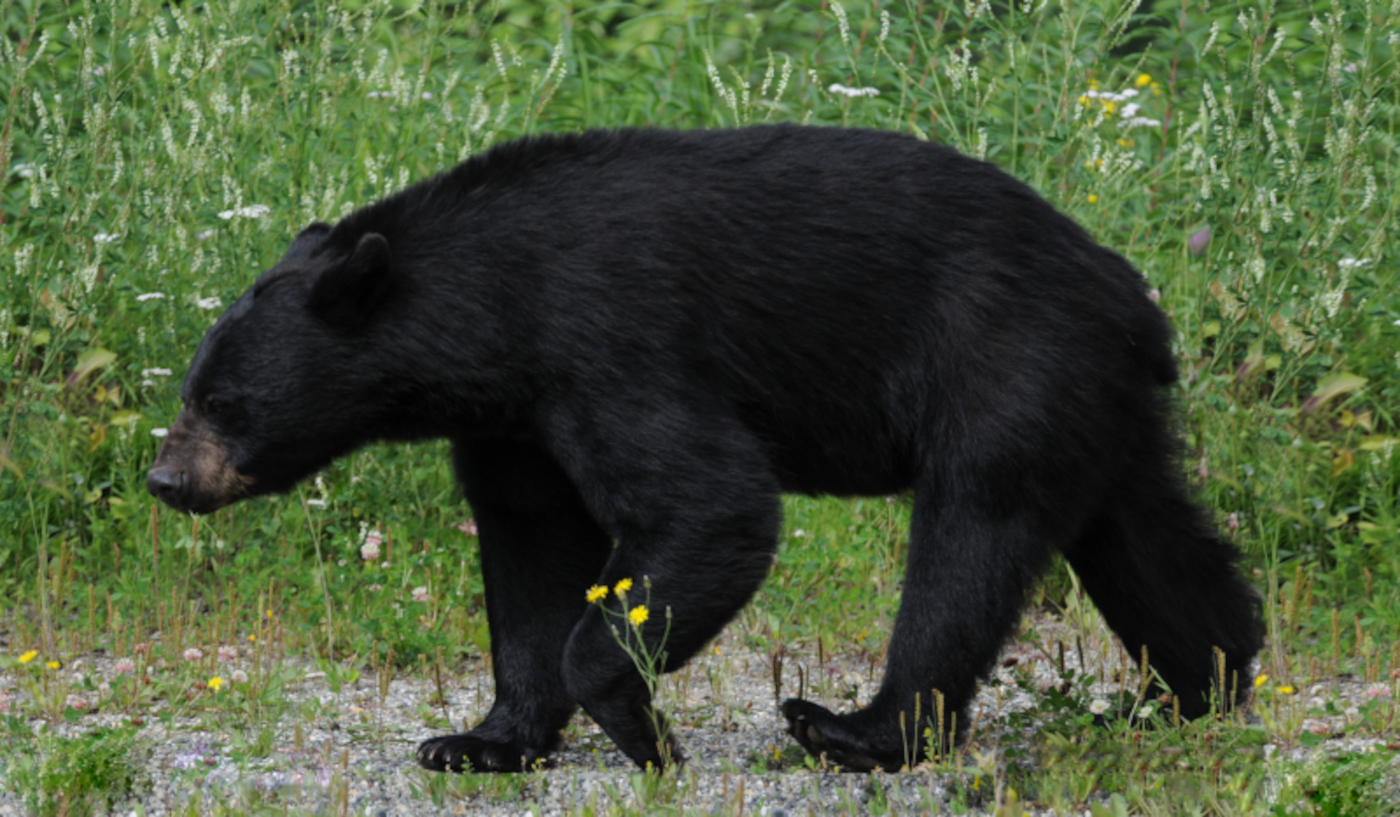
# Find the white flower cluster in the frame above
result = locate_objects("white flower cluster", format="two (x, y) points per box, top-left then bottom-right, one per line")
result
(217, 204), (270, 220)
(141, 367), (172, 387)
(1082, 87), (1161, 129)
(828, 83), (879, 98)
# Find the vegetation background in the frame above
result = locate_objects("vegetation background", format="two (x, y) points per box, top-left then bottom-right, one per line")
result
(0, 0), (1398, 812)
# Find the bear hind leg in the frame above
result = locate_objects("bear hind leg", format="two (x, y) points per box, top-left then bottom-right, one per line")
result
(783, 484), (1054, 771)
(1063, 483), (1263, 719)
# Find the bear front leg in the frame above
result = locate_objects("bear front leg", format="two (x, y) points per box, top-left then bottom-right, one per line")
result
(551, 404), (784, 771)
(417, 439), (613, 773)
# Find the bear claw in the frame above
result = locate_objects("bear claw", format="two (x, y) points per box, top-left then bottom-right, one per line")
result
(416, 733), (545, 773)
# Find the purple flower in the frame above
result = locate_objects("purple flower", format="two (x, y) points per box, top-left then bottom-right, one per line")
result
(1189, 227), (1211, 256)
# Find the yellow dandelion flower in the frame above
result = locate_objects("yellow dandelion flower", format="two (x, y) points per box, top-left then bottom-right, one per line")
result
(614, 578), (633, 595)
(1277, 685), (1296, 695)
(18, 650), (37, 664)
(628, 605), (649, 627)
(46, 661), (61, 670)
(1135, 73), (1152, 88)
(1103, 101), (1116, 115)
(585, 585), (608, 603)
(1087, 194), (1099, 204)
(1254, 674), (1269, 688)
(208, 676), (225, 691)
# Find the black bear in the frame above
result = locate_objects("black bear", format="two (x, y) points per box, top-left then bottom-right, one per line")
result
(148, 125), (1263, 773)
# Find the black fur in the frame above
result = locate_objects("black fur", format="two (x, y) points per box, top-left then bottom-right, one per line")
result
(149, 125), (1263, 773)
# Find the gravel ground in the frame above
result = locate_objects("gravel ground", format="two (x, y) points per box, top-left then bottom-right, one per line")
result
(2, 614), (1397, 816)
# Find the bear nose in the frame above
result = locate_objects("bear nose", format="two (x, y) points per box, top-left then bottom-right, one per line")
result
(146, 466), (187, 507)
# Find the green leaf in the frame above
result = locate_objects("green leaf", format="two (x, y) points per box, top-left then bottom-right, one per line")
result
(67, 347), (117, 388)
(1302, 372), (1366, 414)
(108, 410), (143, 427)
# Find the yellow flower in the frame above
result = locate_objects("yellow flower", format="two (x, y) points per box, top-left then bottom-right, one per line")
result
(1135, 73), (1152, 88)
(628, 605), (649, 627)
(1254, 674), (1269, 688)
(18, 650), (37, 664)
(614, 578), (633, 595)
(208, 676), (224, 691)
(585, 585), (608, 603)
(1276, 685), (1296, 695)
(1103, 101), (1116, 115)
(46, 661), (61, 670)
(1087, 194), (1099, 204)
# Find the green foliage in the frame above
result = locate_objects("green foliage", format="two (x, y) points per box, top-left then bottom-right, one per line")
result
(1272, 750), (1400, 817)
(0, 724), (147, 817)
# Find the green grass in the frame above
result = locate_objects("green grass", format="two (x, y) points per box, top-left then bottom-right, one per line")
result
(2, 0), (1399, 812)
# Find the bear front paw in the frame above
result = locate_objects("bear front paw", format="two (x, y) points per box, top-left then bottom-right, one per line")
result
(780, 698), (896, 773)
(416, 733), (547, 773)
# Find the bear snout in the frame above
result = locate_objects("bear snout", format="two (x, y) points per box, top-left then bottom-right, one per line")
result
(146, 465), (188, 507)
(146, 409), (255, 514)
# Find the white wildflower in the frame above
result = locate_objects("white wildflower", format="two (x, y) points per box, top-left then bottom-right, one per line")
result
(831, 1), (850, 46)
(828, 83), (879, 98)
(217, 204), (270, 220)
(136, 292), (165, 302)
(196, 296), (222, 310)
(94, 233), (121, 244)
(142, 367), (173, 378)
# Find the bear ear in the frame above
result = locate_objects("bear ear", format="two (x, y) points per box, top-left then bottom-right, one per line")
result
(307, 232), (392, 328)
(281, 222), (332, 264)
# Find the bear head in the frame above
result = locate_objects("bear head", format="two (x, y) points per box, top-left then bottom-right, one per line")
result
(146, 223), (394, 514)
